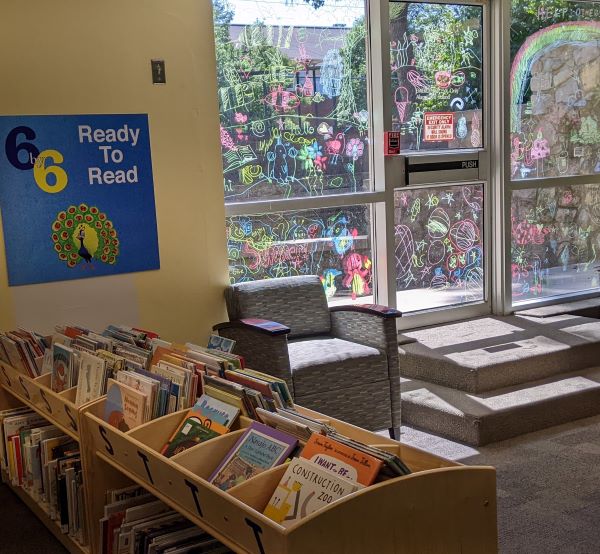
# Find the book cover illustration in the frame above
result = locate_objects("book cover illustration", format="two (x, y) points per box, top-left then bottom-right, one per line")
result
(193, 394), (240, 427)
(263, 457), (363, 527)
(75, 351), (107, 406)
(51, 343), (73, 393)
(161, 416), (229, 458)
(207, 334), (236, 353)
(103, 379), (147, 432)
(208, 421), (297, 491)
(300, 433), (383, 486)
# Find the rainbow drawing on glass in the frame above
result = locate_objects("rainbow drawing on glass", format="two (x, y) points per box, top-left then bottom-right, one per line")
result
(214, 0), (369, 201)
(394, 185), (483, 301)
(389, 3), (483, 151)
(227, 207), (372, 300)
(511, 184), (600, 301)
(51, 204), (119, 269)
(510, 20), (600, 179)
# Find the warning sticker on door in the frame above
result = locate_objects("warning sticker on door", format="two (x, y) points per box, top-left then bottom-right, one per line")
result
(423, 113), (454, 142)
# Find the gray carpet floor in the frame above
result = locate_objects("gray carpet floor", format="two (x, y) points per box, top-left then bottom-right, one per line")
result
(2, 416), (599, 553)
(401, 415), (600, 554)
(0, 484), (68, 553)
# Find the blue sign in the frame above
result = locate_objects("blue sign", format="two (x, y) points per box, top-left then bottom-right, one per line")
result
(0, 114), (160, 286)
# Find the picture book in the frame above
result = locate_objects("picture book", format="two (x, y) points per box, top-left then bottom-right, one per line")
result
(75, 351), (107, 406)
(192, 394), (240, 427)
(115, 371), (159, 422)
(0, 334), (27, 372)
(300, 433), (383, 486)
(208, 421), (297, 491)
(203, 385), (249, 418)
(40, 348), (54, 375)
(238, 368), (293, 407)
(263, 457), (363, 527)
(95, 349), (126, 377)
(327, 431), (411, 477)
(103, 379), (148, 432)
(161, 416), (229, 458)
(51, 343), (75, 393)
(160, 395), (240, 458)
(207, 335), (236, 353)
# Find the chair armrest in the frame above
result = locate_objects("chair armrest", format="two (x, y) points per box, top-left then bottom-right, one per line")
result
(213, 318), (291, 336)
(214, 323), (294, 395)
(329, 304), (402, 318)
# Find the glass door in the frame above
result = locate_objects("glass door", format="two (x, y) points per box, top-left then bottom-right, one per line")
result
(386, 0), (491, 321)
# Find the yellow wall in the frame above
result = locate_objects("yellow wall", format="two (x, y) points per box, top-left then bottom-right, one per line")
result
(0, 0), (228, 343)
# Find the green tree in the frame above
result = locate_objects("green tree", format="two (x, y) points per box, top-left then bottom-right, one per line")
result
(511, 0), (571, 59)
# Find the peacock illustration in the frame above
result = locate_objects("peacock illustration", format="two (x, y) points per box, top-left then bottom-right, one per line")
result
(51, 204), (119, 268)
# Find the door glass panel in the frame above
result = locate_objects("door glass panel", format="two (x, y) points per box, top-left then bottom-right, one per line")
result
(511, 184), (600, 303)
(390, 2), (484, 152)
(511, 1), (600, 180)
(227, 205), (373, 303)
(394, 184), (484, 312)
(214, 0), (370, 202)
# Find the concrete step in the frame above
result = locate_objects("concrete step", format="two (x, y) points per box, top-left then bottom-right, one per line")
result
(400, 366), (600, 446)
(398, 314), (600, 393)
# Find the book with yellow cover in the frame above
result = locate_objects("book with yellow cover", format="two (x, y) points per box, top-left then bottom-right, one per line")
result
(300, 433), (383, 486)
(203, 385), (249, 417)
(264, 457), (363, 527)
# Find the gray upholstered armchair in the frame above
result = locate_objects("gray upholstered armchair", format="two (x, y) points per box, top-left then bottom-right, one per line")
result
(213, 275), (402, 438)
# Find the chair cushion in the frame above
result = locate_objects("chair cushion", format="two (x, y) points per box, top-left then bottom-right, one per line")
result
(288, 337), (388, 397)
(225, 275), (331, 339)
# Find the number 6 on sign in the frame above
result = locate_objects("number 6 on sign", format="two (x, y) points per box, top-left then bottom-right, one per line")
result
(33, 149), (68, 193)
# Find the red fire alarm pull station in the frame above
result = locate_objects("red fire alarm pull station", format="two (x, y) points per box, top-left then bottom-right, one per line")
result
(385, 131), (400, 156)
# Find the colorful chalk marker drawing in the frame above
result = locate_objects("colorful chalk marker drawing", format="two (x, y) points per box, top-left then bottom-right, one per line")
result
(510, 1), (600, 300)
(215, 0), (369, 202)
(510, 16), (600, 180)
(227, 206), (372, 301)
(394, 184), (484, 308)
(51, 204), (119, 269)
(511, 184), (600, 302)
(389, 2), (484, 152)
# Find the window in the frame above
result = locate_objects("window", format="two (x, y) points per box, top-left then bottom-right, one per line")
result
(216, 0), (370, 202)
(395, 184), (484, 311)
(215, 0), (375, 302)
(511, 1), (600, 181)
(227, 205), (373, 302)
(510, 0), (600, 305)
(390, 2), (484, 152)
(511, 184), (600, 302)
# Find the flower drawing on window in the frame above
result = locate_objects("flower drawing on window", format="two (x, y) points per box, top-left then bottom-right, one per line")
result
(346, 138), (364, 161)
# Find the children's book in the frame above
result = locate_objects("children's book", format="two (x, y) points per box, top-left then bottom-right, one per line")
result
(207, 335), (236, 353)
(75, 351), (107, 406)
(161, 416), (229, 458)
(191, 394), (240, 427)
(51, 343), (75, 393)
(160, 395), (240, 458)
(115, 371), (159, 422)
(208, 421), (297, 491)
(263, 457), (363, 527)
(300, 433), (383, 486)
(103, 379), (148, 432)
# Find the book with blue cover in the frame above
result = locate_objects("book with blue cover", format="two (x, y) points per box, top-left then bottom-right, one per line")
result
(208, 421), (297, 491)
